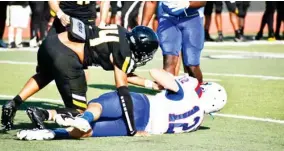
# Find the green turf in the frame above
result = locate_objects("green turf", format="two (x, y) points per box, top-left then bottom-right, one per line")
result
(0, 44), (284, 150)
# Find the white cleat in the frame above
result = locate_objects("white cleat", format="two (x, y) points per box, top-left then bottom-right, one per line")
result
(54, 114), (91, 132)
(17, 129), (55, 141)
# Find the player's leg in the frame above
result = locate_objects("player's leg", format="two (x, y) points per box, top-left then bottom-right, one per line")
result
(180, 16), (204, 83)
(25, 36), (86, 129)
(1, 38), (54, 130)
(275, 1), (284, 40)
(225, 1), (243, 42)
(157, 17), (182, 75)
(266, 1), (276, 41)
(214, 1), (223, 42)
(204, 1), (214, 41)
(236, 1), (250, 36)
(0, 2), (8, 48)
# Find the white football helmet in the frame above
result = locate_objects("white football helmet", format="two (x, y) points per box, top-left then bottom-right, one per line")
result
(200, 82), (227, 114)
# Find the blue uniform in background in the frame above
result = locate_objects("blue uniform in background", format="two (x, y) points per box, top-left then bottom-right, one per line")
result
(88, 92), (150, 137)
(157, 2), (204, 66)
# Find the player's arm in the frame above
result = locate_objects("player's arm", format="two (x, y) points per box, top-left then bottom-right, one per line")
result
(141, 1), (157, 26)
(48, 0), (70, 26)
(127, 73), (163, 91)
(113, 64), (137, 136)
(149, 69), (179, 92)
(99, 1), (110, 27)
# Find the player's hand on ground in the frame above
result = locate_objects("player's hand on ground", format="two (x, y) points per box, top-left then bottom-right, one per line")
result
(134, 131), (150, 137)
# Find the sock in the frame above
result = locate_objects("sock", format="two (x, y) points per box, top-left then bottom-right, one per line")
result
(218, 31), (223, 36)
(53, 128), (70, 139)
(81, 111), (94, 123)
(8, 27), (14, 44)
(235, 29), (241, 38)
(240, 26), (244, 35)
(13, 95), (23, 108)
(15, 28), (23, 45)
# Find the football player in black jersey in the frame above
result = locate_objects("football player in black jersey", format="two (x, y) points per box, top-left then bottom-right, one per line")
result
(1, 18), (159, 136)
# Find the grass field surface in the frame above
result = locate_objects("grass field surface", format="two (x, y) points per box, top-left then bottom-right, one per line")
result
(0, 42), (284, 151)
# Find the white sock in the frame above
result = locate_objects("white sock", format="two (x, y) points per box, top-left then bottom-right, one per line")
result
(8, 27), (14, 44)
(15, 28), (23, 45)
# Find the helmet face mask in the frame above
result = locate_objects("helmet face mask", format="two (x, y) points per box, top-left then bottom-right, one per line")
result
(127, 26), (159, 67)
(200, 82), (227, 114)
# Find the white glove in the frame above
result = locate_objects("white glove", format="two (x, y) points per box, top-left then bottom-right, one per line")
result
(17, 129), (55, 141)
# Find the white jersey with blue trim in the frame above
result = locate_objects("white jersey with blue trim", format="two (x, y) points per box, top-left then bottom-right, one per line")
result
(145, 75), (204, 134)
(157, 1), (204, 18)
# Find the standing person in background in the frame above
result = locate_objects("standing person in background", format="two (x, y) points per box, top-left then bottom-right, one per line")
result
(0, 1), (8, 48)
(236, 1), (250, 37)
(29, 1), (49, 47)
(203, 1), (216, 42)
(121, 1), (142, 30)
(255, 1), (276, 41)
(7, 1), (30, 48)
(214, 1), (244, 42)
(275, 1), (284, 40)
(141, 1), (206, 83)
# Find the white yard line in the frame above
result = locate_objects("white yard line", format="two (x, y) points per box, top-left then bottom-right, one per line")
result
(213, 113), (284, 124)
(0, 94), (283, 124)
(1, 60), (284, 80)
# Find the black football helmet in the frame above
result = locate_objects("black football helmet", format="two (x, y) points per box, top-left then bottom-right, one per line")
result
(126, 26), (159, 67)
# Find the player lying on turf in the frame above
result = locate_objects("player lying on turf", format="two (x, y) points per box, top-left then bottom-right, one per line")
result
(17, 69), (227, 140)
(1, 17), (159, 136)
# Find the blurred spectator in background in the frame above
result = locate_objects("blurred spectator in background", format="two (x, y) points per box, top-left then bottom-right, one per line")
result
(0, 2), (8, 48)
(236, 1), (250, 37)
(108, 1), (120, 24)
(29, 1), (50, 47)
(275, 1), (284, 40)
(121, 1), (142, 30)
(7, 1), (30, 48)
(204, 1), (216, 41)
(204, 1), (244, 42)
(215, 1), (243, 42)
(255, 1), (276, 41)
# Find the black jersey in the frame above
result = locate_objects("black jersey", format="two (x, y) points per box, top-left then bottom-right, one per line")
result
(60, 1), (96, 23)
(84, 24), (136, 74)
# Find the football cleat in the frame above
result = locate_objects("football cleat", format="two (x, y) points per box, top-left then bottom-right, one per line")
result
(54, 114), (91, 132)
(26, 107), (47, 129)
(1, 101), (17, 131)
(17, 129), (55, 141)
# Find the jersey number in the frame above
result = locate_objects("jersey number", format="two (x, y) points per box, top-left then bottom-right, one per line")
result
(166, 106), (201, 133)
(89, 25), (119, 46)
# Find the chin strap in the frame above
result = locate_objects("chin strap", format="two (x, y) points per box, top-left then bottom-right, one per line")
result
(209, 113), (215, 120)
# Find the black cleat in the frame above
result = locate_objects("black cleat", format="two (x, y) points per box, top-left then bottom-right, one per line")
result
(216, 34), (223, 42)
(1, 101), (17, 131)
(255, 32), (263, 40)
(26, 107), (48, 129)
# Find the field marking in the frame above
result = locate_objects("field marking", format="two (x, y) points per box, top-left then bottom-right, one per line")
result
(1, 60), (284, 80)
(213, 113), (284, 124)
(0, 94), (283, 125)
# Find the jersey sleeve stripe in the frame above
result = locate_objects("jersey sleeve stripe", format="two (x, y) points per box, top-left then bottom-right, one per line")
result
(122, 57), (130, 73)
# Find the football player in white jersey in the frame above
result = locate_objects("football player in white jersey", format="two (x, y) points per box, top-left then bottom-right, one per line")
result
(17, 69), (227, 140)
